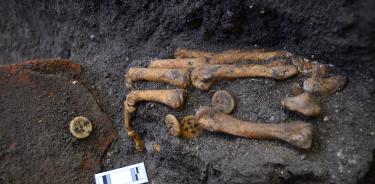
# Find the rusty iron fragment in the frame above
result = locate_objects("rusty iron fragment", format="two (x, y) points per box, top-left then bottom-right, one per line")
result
(211, 90), (235, 114)
(0, 59), (117, 183)
(191, 61), (298, 90)
(281, 93), (321, 117)
(303, 75), (347, 95)
(148, 58), (209, 69)
(124, 89), (185, 151)
(125, 67), (190, 89)
(195, 107), (313, 149)
(0, 58), (81, 76)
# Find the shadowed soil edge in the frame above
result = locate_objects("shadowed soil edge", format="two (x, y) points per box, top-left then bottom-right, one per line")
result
(0, 0), (374, 183)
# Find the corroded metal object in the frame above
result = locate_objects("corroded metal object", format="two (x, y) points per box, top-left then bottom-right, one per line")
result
(211, 90), (235, 114)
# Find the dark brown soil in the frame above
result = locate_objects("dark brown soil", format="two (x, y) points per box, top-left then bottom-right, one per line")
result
(0, 61), (117, 183)
(0, 0), (374, 183)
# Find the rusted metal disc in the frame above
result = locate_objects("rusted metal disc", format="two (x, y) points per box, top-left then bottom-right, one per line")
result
(211, 90), (235, 114)
(180, 115), (203, 139)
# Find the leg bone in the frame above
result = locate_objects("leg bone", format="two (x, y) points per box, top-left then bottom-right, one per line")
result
(191, 61), (298, 90)
(195, 107), (313, 149)
(148, 58), (208, 69)
(125, 67), (190, 89)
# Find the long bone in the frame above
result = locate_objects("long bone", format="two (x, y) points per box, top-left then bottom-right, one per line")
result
(175, 48), (292, 64)
(209, 49), (293, 64)
(124, 89), (185, 151)
(195, 107), (313, 149)
(148, 58), (209, 69)
(191, 61), (298, 90)
(125, 67), (190, 89)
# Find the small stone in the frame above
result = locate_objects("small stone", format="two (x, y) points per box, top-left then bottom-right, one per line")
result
(153, 144), (161, 152)
(323, 116), (329, 122)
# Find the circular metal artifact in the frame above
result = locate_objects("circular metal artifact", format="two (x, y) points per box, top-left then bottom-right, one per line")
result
(69, 116), (93, 139)
(180, 115), (203, 139)
(211, 90), (235, 114)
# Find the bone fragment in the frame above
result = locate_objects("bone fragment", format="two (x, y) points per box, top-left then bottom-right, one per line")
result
(281, 93), (321, 117)
(195, 107), (313, 149)
(125, 67), (190, 89)
(291, 82), (304, 96)
(124, 89), (185, 151)
(303, 75), (347, 95)
(191, 61), (298, 90)
(165, 114), (181, 137)
(180, 115), (203, 139)
(148, 58), (209, 69)
(292, 58), (331, 77)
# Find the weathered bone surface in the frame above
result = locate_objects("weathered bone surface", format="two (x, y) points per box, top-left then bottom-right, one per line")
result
(165, 114), (181, 137)
(292, 58), (331, 77)
(124, 89), (185, 151)
(291, 82), (304, 96)
(175, 48), (293, 64)
(149, 58), (208, 69)
(281, 93), (321, 117)
(125, 89), (186, 109)
(180, 115), (203, 139)
(303, 75), (347, 95)
(195, 107), (313, 149)
(209, 49), (293, 64)
(124, 102), (144, 151)
(175, 48), (214, 59)
(191, 61), (298, 90)
(125, 67), (190, 89)
(211, 90), (235, 114)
